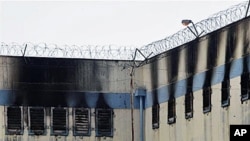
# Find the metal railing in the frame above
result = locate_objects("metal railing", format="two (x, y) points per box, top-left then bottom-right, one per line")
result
(1, 1), (249, 60)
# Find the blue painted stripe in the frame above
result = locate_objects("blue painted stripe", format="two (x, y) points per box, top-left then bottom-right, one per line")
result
(0, 56), (248, 109)
(0, 90), (140, 109)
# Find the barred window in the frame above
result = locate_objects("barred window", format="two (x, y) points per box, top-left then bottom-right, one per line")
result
(185, 92), (193, 119)
(6, 106), (23, 135)
(168, 98), (176, 124)
(152, 104), (159, 129)
(241, 73), (250, 102)
(28, 107), (46, 135)
(95, 109), (113, 137)
(203, 87), (212, 113)
(73, 108), (91, 136)
(51, 108), (68, 136)
(221, 79), (230, 107)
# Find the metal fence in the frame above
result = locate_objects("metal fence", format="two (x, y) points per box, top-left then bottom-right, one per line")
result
(1, 1), (250, 60)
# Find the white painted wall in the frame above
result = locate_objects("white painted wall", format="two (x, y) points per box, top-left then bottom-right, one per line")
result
(144, 76), (250, 141)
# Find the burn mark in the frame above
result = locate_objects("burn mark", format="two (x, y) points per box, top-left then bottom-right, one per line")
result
(10, 91), (89, 107)
(240, 21), (250, 102)
(167, 49), (180, 83)
(203, 34), (218, 88)
(91, 62), (102, 91)
(186, 42), (197, 76)
(207, 33), (218, 69)
(96, 93), (110, 109)
(150, 61), (160, 129)
(185, 41), (199, 94)
(242, 20), (250, 74)
(222, 25), (237, 82)
(166, 49), (181, 124)
(184, 41), (198, 118)
(150, 61), (159, 105)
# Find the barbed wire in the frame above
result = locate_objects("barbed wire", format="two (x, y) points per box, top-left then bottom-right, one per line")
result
(0, 42), (137, 60)
(1, 1), (249, 60)
(139, 1), (250, 59)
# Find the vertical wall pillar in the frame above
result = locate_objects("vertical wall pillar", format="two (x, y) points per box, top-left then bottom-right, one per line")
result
(135, 87), (146, 141)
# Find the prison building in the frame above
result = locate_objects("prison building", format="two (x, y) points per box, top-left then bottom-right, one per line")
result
(142, 17), (250, 141)
(0, 10), (250, 141)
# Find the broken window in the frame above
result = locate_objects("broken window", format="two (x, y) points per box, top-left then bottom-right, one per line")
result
(95, 108), (113, 137)
(241, 73), (250, 102)
(203, 87), (212, 113)
(51, 108), (68, 136)
(6, 106), (23, 135)
(73, 108), (91, 136)
(152, 104), (159, 129)
(28, 107), (46, 135)
(221, 79), (230, 107)
(168, 98), (176, 124)
(185, 91), (193, 119)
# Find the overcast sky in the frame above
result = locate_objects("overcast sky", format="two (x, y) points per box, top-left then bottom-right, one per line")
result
(0, 0), (246, 47)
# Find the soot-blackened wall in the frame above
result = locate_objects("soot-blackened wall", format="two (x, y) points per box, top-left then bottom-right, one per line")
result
(0, 57), (143, 108)
(143, 17), (250, 141)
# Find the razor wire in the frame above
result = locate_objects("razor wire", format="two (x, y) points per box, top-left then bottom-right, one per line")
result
(1, 1), (250, 60)
(139, 1), (250, 59)
(0, 42), (137, 60)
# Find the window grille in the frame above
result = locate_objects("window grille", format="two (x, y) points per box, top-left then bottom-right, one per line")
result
(152, 104), (159, 129)
(203, 87), (212, 113)
(6, 106), (23, 135)
(51, 108), (68, 136)
(73, 108), (91, 136)
(221, 79), (230, 107)
(168, 98), (176, 124)
(185, 92), (193, 119)
(28, 107), (46, 135)
(95, 109), (113, 137)
(241, 73), (250, 102)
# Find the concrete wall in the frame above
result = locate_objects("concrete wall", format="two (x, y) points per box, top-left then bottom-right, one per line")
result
(0, 107), (140, 141)
(144, 76), (250, 141)
(0, 57), (142, 141)
(141, 17), (250, 141)
(0, 57), (143, 93)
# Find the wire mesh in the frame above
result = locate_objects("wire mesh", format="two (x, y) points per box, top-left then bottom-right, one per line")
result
(1, 1), (249, 60)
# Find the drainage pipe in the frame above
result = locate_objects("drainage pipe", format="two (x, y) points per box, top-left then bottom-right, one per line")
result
(135, 88), (146, 141)
(139, 96), (144, 141)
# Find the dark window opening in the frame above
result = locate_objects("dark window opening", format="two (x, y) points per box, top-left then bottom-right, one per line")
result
(152, 104), (159, 129)
(241, 73), (250, 102)
(95, 109), (113, 137)
(29, 107), (45, 135)
(203, 87), (212, 113)
(73, 108), (91, 136)
(6, 107), (23, 135)
(221, 79), (230, 107)
(51, 108), (68, 136)
(168, 98), (176, 124)
(185, 92), (193, 119)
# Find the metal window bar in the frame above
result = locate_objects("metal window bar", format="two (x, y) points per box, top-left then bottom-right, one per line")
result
(185, 92), (193, 119)
(5, 106), (23, 135)
(167, 98), (176, 124)
(95, 109), (113, 137)
(241, 73), (250, 102)
(28, 107), (46, 135)
(203, 87), (212, 113)
(73, 108), (91, 136)
(152, 104), (159, 129)
(51, 108), (68, 136)
(221, 79), (230, 107)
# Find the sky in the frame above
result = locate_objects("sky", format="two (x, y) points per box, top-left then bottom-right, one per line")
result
(0, 0), (246, 47)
